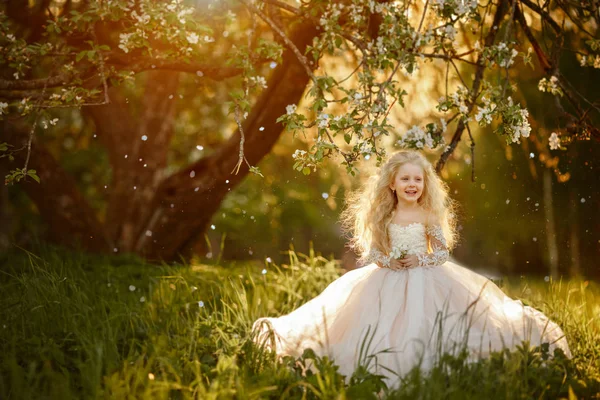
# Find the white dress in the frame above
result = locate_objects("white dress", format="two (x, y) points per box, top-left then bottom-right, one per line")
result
(252, 222), (571, 388)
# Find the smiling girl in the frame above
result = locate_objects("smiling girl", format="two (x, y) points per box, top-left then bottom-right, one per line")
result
(252, 150), (570, 388)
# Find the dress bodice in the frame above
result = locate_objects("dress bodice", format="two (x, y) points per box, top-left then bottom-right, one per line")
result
(388, 222), (428, 255)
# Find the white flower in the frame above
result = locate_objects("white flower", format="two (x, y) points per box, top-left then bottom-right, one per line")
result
(250, 76), (267, 89)
(292, 149), (306, 159)
(509, 108), (531, 143)
(6, 34), (15, 42)
(286, 104), (297, 115)
(317, 113), (329, 128)
(186, 32), (199, 44)
(549, 132), (560, 150)
(0, 102), (8, 115)
(118, 33), (133, 53)
(50, 118), (58, 125)
(444, 25), (456, 40)
(424, 133), (434, 148)
(440, 118), (447, 132)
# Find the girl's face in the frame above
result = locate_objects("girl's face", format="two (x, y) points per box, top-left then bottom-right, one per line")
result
(390, 162), (425, 204)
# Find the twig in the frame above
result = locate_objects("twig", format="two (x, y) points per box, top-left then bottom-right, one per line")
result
(231, 105), (251, 175)
(466, 123), (476, 182)
(436, 0), (508, 173)
(240, 0), (316, 82)
(501, 0), (517, 98)
(92, 27), (110, 105)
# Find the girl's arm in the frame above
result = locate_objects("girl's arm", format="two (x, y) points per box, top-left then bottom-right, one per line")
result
(364, 247), (391, 268)
(416, 223), (450, 267)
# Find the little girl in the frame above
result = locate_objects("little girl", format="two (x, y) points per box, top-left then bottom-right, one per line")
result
(252, 150), (571, 388)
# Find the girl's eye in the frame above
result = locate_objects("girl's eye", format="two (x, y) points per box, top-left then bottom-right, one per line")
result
(402, 178), (408, 180)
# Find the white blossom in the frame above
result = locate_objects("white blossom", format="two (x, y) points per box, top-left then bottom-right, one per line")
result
(249, 76), (267, 89)
(549, 132), (560, 150)
(538, 76), (562, 96)
(317, 113), (329, 128)
(186, 32), (199, 44)
(292, 149), (306, 159)
(286, 104), (297, 115)
(119, 33), (134, 53)
(508, 106), (531, 143)
(0, 102), (8, 115)
(443, 25), (456, 40)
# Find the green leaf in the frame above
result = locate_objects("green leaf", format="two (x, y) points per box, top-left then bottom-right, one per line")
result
(27, 169), (41, 183)
(249, 166), (264, 178)
(302, 167), (311, 175)
(76, 51), (87, 62)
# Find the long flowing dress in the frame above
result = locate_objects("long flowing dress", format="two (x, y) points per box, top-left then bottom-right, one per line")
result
(252, 222), (571, 388)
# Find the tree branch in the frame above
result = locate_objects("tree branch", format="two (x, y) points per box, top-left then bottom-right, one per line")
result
(0, 56), (248, 91)
(435, 0), (508, 173)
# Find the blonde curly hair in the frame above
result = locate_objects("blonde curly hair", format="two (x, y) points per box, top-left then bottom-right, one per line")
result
(340, 150), (458, 265)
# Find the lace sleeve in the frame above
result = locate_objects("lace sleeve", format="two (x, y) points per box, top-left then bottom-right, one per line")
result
(364, 247), (391, 268)
(416, 224), (449, 267)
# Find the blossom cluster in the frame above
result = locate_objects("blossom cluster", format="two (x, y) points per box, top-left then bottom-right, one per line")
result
(579, 54), (600, 68)
(538, 76), (563, 96)
(396, 123), (445, 150)
(433, 0), (478, 20)
(482, 42), (519, 68)
(549, 132), (561, 150)
(499, 97), (532, 144)
(474, 96), (497, 126)
(437, 86), (471, 119)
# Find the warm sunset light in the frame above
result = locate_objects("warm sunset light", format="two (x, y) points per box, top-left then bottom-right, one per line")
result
(1, 0), (598, 398)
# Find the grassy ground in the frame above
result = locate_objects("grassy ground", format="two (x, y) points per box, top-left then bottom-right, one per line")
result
(0, 244), (598, 399)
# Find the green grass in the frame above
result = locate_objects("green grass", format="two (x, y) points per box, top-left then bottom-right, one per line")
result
(0, 244), (598, 399)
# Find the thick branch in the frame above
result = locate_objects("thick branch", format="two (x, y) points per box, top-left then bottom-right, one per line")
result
(519, 0), (561, 33)
(435, 0), (509, 173)
(0, 56), (247, 91)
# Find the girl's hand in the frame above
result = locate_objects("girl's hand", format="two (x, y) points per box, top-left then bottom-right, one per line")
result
(399, 254), (419, 269)
(389, 259), (404, 270)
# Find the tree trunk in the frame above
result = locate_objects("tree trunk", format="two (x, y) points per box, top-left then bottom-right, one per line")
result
(543, 168), (559, 278)
(2, 20), (319, 262)
(141, 21), (319, 261)
(86, 72), (179, 252)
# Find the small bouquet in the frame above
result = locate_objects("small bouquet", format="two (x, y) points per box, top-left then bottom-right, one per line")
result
(389, 244), (409, 263)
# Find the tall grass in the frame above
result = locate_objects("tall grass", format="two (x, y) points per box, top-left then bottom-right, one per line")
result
(0, 244), (598, 399)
